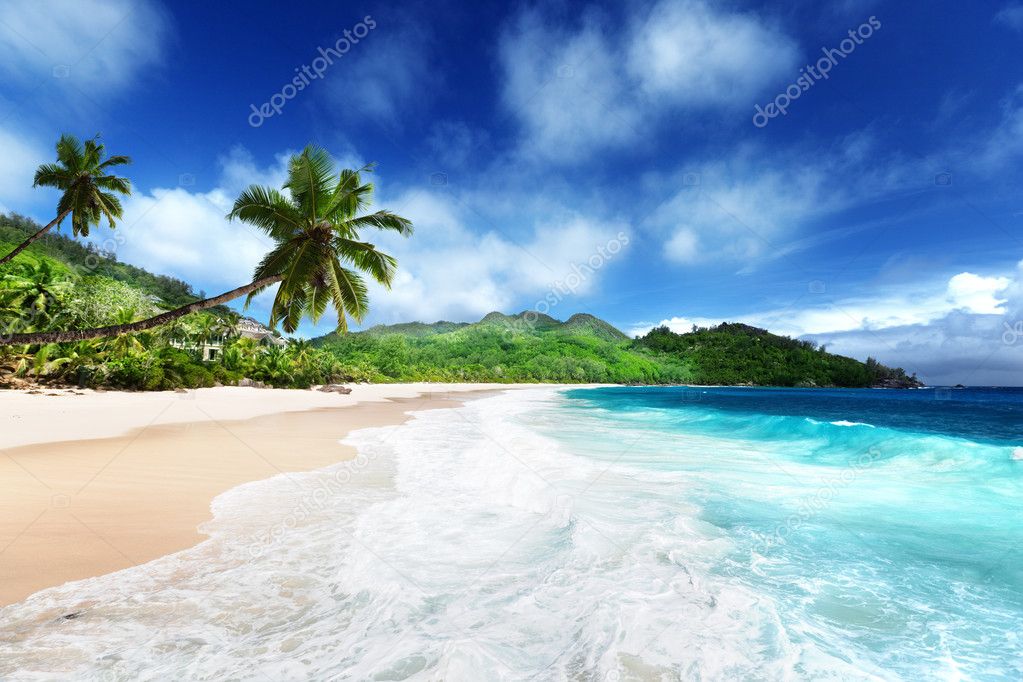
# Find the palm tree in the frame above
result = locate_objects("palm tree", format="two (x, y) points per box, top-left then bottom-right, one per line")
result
(0, 260), (74, 331)
(105, 308), (145, 356)
(0, 134), (132, 267)
(0, 146), (412, 346)
(286, 338), (315, 364)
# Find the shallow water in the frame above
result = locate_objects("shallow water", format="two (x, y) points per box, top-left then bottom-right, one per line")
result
(1, 386), (1020, 680)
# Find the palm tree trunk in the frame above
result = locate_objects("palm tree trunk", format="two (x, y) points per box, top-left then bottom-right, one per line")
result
(1, 275), (283, 346)
(0, 210), (72, 267)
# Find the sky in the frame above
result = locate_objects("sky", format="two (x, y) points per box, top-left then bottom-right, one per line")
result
(0, 0), (1022, 385)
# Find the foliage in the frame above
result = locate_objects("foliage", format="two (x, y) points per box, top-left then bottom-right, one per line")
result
(0, 242), (344, 390)
(33, 133), (132, 237)
(1, 213), (201, 306)
(228, 146), (413, 333)
(636, 323), (921, 388)
(313, 316), (920, 388)
(315, 312), (693, 384)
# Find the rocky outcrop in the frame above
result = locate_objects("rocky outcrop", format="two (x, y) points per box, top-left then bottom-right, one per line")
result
(317, 384), (352, 394)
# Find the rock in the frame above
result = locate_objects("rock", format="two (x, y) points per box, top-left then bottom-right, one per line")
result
(237, 378), (266, 388)
(213, 382), (224, 388)
(174, 388), (188, 394)
(318, 384), (352, 395)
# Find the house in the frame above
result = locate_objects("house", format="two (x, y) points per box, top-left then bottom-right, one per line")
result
(171, 316), (285, 362)
(235, 317), (287, 347)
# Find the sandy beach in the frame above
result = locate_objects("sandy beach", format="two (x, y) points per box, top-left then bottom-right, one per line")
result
(0, 383), (532, 607)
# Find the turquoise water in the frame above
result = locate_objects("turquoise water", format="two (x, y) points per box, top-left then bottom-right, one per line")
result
(559, 386), (1023, 679)
(1, 387), (1020, 679)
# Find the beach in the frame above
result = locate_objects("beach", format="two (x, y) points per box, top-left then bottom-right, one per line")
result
(0, 385), (1021, 678)
(0, 383), (530, 607)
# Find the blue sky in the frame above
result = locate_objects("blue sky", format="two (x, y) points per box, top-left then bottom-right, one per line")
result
(1, 0), (1022, 384)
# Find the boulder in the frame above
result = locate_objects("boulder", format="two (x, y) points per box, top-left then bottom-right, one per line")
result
(318, 384), (352, 395)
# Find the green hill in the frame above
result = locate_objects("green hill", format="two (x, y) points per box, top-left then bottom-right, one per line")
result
(313, 312), (688, 383)
(0, 213), (202, 307)
(313, 314), (919, 387)
(636, 323), (922, 388)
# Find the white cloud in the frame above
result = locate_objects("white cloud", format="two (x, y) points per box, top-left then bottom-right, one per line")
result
(633, 266), (1023, 385)
(0, 127), (48, 213)
(99, 148), (630, 333)
(0, 0), (169, 93)
(113, 187), (269, 291)
(650, 151), (831, 264)
(627, 0), (797, 106)
(628, 316), (724, 338)
(649, 131), (930, 266)
(104, 151), (293, 292)
(498, 12), (641, 162)
(498, 0), (797, 162)
(665, 228), (701, 263)
(362, 190), (632, 324)
(946, 272), (1011, 314)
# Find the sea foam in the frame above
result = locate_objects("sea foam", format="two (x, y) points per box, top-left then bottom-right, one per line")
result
(1, 387), (1020, 680)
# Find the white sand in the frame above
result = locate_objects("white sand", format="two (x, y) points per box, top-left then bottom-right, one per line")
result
(0, 383), (539, 450)
(0, 383), (554, 606)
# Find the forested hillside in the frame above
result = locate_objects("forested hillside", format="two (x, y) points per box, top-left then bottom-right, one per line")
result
(314, 315), (921, 388)
(637, 323), (922, 388)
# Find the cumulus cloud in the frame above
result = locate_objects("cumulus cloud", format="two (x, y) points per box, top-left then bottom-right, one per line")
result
(0, 0), (169, 93)
(101, 151), (292, 293)
(360, 190), (632, 324)
(627, 1), (797, 106)
(96, 147), (629, 333)
(498, 0), (796, 162)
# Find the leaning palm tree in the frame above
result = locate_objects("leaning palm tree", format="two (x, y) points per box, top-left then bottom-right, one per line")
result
(0, 134), (132, 267)
(0, 146), (412, 346)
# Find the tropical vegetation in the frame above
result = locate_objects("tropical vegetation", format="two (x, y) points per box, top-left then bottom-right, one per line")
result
(312, 313), (921, 388)
(1, 144), (411, 346)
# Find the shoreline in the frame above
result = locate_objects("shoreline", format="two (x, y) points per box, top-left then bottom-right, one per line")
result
(0, 383), (543, 607)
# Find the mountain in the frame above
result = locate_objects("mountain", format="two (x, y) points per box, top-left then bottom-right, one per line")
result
(313, 314), (920, 388)
(313, 311), (684, 384)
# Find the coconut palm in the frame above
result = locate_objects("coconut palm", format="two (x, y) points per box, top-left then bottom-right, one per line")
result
(0, 146), (412, 346)
(0, 260), (74, 331)
(0, 134), (132, 267)
(105, 308), (145, 356)
(286, 338), (316, 364)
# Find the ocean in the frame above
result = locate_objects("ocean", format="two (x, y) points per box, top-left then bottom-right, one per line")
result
(2, 386), (1021, 680)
